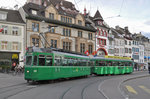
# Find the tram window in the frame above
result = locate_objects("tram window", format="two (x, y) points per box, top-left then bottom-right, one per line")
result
(81, 59), (87, 66)
(73, 58), (78, 66)
(46, 56), (52, 66)
(96, 61), (99, 66)
(33, 56), (37, 66)
(68, 58), (73, 66)
(125, 62), (128, 66)
(62, 57), (67, 66)
(114, 61), (118, 66)
(119, 62), (124, 66)
(88, 61), (95, 66)
(107, 61), (112, 66)
(26, 56), (32, 65)
(55, 56), (62, 66)
(129, 62), (132, 66)
(39, 55), (45, 66)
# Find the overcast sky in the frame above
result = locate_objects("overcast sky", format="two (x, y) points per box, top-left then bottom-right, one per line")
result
(0, 0), (150, 38)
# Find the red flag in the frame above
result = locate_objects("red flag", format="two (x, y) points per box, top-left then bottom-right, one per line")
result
(0, 28), (3, 32)
(84, 50), (89, 56)
(92, 51), (97, 55)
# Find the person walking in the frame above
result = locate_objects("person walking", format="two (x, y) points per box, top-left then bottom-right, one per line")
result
(148, 65), (150, 74)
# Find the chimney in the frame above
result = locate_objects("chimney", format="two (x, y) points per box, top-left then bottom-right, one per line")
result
(14, 4), (18, 10)
(124, 26), (128, 31)
(84, 7), (86, 16)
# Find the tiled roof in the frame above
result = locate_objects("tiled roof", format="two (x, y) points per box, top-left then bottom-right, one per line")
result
(23, 3), (46, 17)
(42, 0), (79, 18)
(111, 28), (121, 38)
(42, 0), (63, 6)
(0, 8), (25, 24)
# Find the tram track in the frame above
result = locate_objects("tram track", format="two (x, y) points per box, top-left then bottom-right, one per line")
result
(60, 76), (110, 99)
(0, 83), (38, 99)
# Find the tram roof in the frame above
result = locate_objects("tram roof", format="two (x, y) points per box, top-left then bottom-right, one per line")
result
(92, 57), (132, 61)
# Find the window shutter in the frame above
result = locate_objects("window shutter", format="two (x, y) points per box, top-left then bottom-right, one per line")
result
(8, 26), (12, 35)
(8, 42), (11, 50)
(18, 42), (21, 50)
(18, 27), (21, 36)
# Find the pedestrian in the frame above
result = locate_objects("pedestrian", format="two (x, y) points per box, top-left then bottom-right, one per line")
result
(148, 65), (150, 74)
(11, 62), (16, 71)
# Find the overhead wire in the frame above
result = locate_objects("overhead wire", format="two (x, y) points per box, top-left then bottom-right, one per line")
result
(74, 0), (79, 10)
(119, 0), (125, 16)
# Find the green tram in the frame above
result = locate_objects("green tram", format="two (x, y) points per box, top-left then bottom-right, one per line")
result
(24, 47), (133, 82)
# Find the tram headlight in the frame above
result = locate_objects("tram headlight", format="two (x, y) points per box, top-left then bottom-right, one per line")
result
(27, 70), (29, 73)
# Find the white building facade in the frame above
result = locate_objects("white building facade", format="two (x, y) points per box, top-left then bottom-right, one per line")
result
(0, 8), (25, 67)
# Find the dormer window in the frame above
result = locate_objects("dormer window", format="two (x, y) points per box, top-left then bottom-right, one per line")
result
(78, 20), (82, 26)
(0, 11), (7, 20)
(31, 10), (37, 15)
(49, 13), (54, 20)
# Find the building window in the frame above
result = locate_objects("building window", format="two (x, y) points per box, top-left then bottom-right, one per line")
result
(61, 16), (72, 23)
(2, 26), (8, 35)
(88, 33), (92, 40)
(63, 28), (71, 37)
(88, 44), (93, 54)
(80, 43), (85, 53)
(129, 41), (131, 45)
(136, 48), (139, 52)
(51, 39), (57, 48)
(133, 41), (135, 45)
(103, 39), (106, 45)
(1, 41), (8, 50)
(98, 21), (102, 25)
(32, 38), (39, 47)
(125, 40), (127, 45)
(129, 48), (132, 53)
(132, 47), (135, 52)
(78, 31), (82, 38)
(12, 27), (19, 35)
(48, 26), (55, 33)
(63, 41), (71, 51)
(32, 22), (39, 32)
(12, 42), (18, 50)
(0, 13), (7, 20)
(78, 20), (82, 25)
(31, 10), (37, 15)
(49, 13), (54, 20)
(125, 48), (128, 53)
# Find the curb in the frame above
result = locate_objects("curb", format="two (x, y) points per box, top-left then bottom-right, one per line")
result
(119, 74), (150, 99)
(98, 73), (149, 99)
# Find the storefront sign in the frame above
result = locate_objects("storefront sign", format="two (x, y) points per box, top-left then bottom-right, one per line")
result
(105, 55), (131, 60)
(12, 54), (18, 59)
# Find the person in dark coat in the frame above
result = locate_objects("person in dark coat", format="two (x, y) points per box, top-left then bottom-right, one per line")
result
(148, 65), (150, 74)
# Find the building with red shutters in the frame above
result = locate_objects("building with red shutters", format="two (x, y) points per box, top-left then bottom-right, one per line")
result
(84, 9), (109, 56)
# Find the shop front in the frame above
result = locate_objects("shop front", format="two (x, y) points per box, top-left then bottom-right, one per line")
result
(0, 52), (19, 72)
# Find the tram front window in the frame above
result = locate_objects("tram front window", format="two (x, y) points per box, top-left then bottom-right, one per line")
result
(26, 56), (32, 65)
